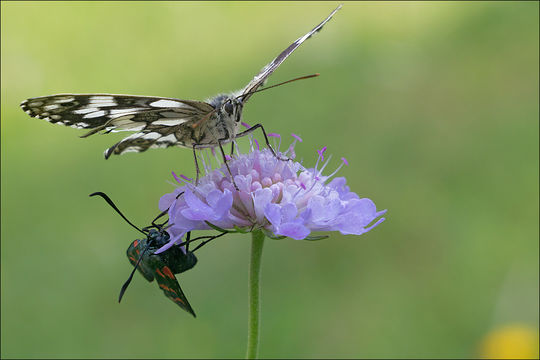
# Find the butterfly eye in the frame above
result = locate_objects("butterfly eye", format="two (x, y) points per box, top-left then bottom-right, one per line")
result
(224, 102), (234, 115)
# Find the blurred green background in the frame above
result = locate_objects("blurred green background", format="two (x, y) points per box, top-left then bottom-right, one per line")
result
(2, 1), (538, 358)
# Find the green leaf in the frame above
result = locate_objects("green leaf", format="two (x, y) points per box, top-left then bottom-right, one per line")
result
(262, 228), (287, 240)
(233, 225), (251, 234)
(303, 235), (329, 241)
(204, 221), (233, 233)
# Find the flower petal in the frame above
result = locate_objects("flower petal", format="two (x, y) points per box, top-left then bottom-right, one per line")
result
(253, 188), (273, 223)
(277, 221), (310, 240)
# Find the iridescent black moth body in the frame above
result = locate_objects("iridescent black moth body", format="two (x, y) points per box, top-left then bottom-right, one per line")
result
(126, 228), (198, 317)
(90, 191), (227, 317)
(20, 5), (342, 159)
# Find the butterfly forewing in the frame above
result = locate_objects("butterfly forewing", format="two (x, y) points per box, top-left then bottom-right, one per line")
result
(240, 4), (342, 102)
(21, 94), (211, 128)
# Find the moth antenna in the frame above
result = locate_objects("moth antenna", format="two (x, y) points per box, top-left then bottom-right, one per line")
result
(237, 73), (319, 101)
(89, 192), (146, 236)
(149, 209), (168, 228)
(141, 190), (185, 232)
(118, 242), (152, 303)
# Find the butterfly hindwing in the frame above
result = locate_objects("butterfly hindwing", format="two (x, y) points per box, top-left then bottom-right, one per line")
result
(21, 94), (215, 157)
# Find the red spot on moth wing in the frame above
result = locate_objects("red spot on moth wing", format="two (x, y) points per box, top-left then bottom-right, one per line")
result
(161, 267), (175, 279)
(173, 297), (185, 305)
(135, 249), (140, 256)
(159, 284), (173, 292)
(129, 256), (136, 262)
(133, 240), (139, 247)
(156, 268), (165, 278)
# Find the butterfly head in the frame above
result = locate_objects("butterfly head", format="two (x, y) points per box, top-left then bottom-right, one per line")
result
(219, 96), (243, 123)
(209, 95), (244, 136)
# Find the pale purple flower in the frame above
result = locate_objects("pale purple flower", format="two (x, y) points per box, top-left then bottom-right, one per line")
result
(155, 134), (386, 254)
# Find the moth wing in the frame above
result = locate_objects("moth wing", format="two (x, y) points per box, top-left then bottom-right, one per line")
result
(20, 93), (213, 133)
(149, 258), (196, 317)
(240, 5), (342, 102)
(126, 239), (154, 282)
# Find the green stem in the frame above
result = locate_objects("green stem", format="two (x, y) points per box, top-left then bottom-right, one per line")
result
(246, 230), (265, 359)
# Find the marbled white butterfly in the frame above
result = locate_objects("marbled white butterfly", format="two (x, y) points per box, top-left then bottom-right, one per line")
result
(20, 5), (341, 162)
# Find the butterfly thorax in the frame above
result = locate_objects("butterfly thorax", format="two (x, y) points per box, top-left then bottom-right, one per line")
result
(193, 94), (243, 147)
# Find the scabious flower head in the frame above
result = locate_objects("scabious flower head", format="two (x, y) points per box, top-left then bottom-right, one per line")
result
(155, 133), (386, 254)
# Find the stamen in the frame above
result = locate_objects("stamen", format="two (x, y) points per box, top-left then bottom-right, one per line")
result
(267, 133), (282, 152)
(341, 157), (349, 166)
(200, 151), (209, 174)
(285, 144), (296, 159)
(317, 146), (327, 161)
(318, 154), (332, 176)
(172, 171), (183, 184)
(364, 217), (386, 233)
(291, 133), (303, 142)
(326, 158), (347, 181)
(180, 174), (193, 182)
(254, 138), (260, 151)
(241, 122), (251, 129)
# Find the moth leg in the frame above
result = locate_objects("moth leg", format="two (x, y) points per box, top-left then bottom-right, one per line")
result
(230, 141), (235, 157)
(235, 123), (290, 161)
(191, 231), (229, 252)
(218, 139), (239, 191)
(185, 231), (191, 252)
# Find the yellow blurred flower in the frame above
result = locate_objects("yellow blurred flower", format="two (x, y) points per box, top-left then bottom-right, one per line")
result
(479, 324), (539, 359)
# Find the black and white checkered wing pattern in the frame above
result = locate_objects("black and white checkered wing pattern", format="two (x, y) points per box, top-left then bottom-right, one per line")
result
(239, 4), (342, 103)
(20, 94), (214, 158)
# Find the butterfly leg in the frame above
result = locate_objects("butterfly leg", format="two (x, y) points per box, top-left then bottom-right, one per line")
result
(217, 139), (240, 191)
(235, 124), (290, 161)
(192, 146), (201, 185)
(192, 142), (239, 190)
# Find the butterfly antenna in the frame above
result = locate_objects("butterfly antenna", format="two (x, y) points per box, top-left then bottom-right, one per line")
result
(237, 73), (319, 101)
(89, 192), (146, 236)
(118, 243), (152, 303)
